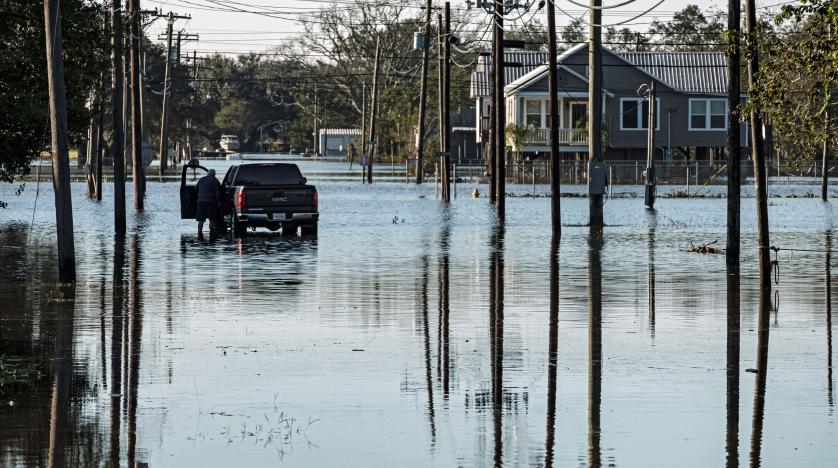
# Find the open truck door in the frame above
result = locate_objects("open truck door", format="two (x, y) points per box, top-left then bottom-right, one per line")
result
(180, 160), (208, 219)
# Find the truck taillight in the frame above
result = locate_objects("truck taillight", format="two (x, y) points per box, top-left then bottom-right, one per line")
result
(237, 188), (245, 211)
(313, 191), (318, 209)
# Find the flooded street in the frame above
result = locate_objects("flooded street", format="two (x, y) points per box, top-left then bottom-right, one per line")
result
(0, 162), (836, 467)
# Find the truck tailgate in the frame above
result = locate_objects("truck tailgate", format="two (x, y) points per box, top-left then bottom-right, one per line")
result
(243, 186), (314, 209)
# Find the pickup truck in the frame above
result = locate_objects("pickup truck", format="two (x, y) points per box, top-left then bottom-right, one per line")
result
(180, 161), (318, 237)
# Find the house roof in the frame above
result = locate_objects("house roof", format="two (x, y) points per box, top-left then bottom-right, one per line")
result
(471, 45), (728, 97)
(470, 51), (547, 98)
(319, 128), (362, 136)
(619, 51), (727, 94)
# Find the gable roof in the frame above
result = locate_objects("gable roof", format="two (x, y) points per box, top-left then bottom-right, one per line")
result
(470, 50), (547, 98)
(471, 44), (729, 97)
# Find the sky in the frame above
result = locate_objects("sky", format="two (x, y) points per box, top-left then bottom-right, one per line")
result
(141, 0), (792, 57)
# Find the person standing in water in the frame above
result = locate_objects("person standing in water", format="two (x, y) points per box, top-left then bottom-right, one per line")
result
(196, 168), (221, 236)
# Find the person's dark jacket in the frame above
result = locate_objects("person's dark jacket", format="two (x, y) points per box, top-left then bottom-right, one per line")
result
(196, 175), (221, 202)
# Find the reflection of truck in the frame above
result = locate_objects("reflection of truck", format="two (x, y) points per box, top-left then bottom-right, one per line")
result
(219, 134), (240, 152)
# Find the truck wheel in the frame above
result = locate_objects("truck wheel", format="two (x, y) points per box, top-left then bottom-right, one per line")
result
(231, 218), (246, 238)
(282, 224), (298, 237)
(301, 223), (318, 236)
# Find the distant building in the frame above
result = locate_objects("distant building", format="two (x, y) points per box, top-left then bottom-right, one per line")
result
(318, 128), (362, 156)
(471, 44), (748, 161)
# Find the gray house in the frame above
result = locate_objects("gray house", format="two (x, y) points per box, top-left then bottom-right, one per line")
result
(471, 43), (747, 161)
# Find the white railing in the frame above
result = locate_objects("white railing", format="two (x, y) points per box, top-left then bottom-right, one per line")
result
(524, 128), (588, 146)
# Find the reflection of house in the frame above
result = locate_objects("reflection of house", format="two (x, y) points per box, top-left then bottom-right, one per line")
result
(318, 128), (362, 156)
(471, 44), (747, 160)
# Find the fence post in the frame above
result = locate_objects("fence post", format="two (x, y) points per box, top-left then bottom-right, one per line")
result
(453, 163), (457, 198)
(609, 164), (613, 198)
(686, 165), (690, 196)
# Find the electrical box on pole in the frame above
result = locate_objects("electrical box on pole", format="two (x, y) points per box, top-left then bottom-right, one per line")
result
(414, 32), (425, 50)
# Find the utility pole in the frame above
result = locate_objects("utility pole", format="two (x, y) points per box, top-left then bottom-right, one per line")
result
(726, 0), (741, 265)
(493, 0), (506, 219)
(588, 0), (604, 229)
(745, 0), (771, 292)
(129, 0), (144, 210)
(823, 26), (832, 201)
(415, 0), (433, 184)
(154, 12), (191, 177)
(43, 0), (76, 283)
(368, 36), (381, 185)
(313, 83), (319, 156)
(546, 0), (561, 237)
(442, 2), (452, 202)
(361, 82), (367, 157)
(112, 0), (126, 235)
(644, 82), (657, 208)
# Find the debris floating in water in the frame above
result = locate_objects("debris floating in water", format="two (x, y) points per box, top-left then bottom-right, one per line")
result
(688, 239), (722, 254)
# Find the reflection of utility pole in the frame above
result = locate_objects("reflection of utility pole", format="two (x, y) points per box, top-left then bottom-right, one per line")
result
(153, 11), (192, 176)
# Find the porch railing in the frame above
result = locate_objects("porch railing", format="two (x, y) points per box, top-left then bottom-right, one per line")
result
(525, 128), (588, 146)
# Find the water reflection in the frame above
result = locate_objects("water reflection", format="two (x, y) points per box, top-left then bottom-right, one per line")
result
(439, 220), (451, 398)
(826, 231), (833, 410)
(544, 236), (559, 468)
(726, 265), (741, 468)
(126, 234), (143, 466)
(47, 285), (75, 468)
(490, 223), (505, 467)
(648, 215), (656, 340)
(420, 250), (436, 444)
(588, 230), (603, 468)
(109, 236), (125, 467)
(749, 288), (772, 468)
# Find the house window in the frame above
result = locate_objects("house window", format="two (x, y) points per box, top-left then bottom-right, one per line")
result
(620, 98), (659, 130)
(570, 102), (588, 129)
(689, 99), (727, 130)
(524, 99), (542, 127)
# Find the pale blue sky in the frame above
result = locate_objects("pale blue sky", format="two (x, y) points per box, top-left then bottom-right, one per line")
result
(141, 0), (786, 56)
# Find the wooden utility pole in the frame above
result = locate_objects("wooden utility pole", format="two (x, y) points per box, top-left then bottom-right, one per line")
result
(129, 0), (144, 209)
(437, 14), (445, 147)
(546, 0), (561, 237)
(644, 82), (657, 208)
(43, 0), (76, 283)
(493, 0), (506, 219)
(361, 82), (367, 156)
(745, 0), (771, 292)
(314, 83), (319, 156)
(441, 3), (452, 202)
(823, 26), (832, 201)
(367, 36), (381, 185)
(415, 0), (432, 184)
(589, 0), (604, 229)
(158, 20), (175, 176)
(155, 12), (191, 177)
(726, 0), (742, 264)
(112, 0), (126, 235)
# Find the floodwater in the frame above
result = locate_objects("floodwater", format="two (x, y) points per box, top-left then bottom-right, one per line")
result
(0, 159), (836, 467)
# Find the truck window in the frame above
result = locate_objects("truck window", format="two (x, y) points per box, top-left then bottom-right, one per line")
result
(233, 164), (304, 186)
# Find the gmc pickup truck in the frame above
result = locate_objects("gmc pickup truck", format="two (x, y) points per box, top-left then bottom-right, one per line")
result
(181, 161), (318, 237)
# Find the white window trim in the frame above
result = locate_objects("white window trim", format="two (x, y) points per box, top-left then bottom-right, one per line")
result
(619, 97), (660, 131)
(521, 98), (547, 128)
(688, 98), (727, 131)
